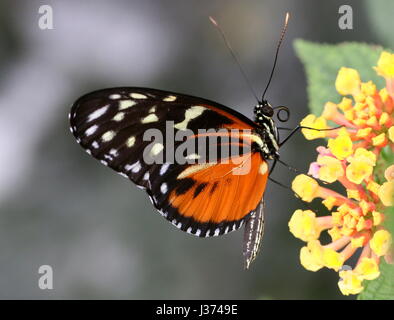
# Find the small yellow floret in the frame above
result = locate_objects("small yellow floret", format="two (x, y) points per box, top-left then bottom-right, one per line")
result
(288, 210), (321, 242)
(355, 258), (380, 281)
(335, 67), (361, 95)
(370, 229), (392, 257)
(338, 270), (364, 295)
(300, 115), (328, 140)
(328, 135), (353, 160)
(291, 174), (319, 202)
(375, 51), (394, 78)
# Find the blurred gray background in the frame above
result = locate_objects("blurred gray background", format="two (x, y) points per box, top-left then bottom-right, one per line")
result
(0, 0), (391, 299)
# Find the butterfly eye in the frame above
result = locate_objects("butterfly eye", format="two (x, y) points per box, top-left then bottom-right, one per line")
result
(261, 104), (274, 117)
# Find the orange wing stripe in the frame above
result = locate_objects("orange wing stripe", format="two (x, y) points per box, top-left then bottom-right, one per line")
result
(169, 152), (268, 224)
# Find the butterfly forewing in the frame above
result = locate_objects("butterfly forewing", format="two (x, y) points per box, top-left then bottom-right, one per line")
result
(70, 87), (268, 238)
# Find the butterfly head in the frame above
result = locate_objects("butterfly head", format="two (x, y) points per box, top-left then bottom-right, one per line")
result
(253, 100), (283, 159)
(254, 100), (274, 120)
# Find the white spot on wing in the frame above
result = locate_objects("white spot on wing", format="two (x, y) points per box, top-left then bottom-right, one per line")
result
(163, 95), (177, 102)
(109, 149), (118, 157)
(109, 94), (121, 100)
(160, 183), (168, 194)
(177, 163), (216, 179)
(259, 162), (268, 175)
(91, 141), (99, 149)
(113, 112), (125, 121)
(130, 93), (147, 99)
(174, 106), (207, 130)
(119, 100), (136, 110)
(160, 163), (170, 175)
(87, 105), (109, 122)
(150, 143), (164, 156)
(143, 172), (150, 180)
(126, 136), (136, 147)
(125, 161), (142, 173)
(141, 114), (159, 124)
(195, 229), (201, 236)
(185, 153), (201, 160)
(101, 130), (116, 142)
(85, 125), (98, 136)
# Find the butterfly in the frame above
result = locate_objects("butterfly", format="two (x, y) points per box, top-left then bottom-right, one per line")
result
(69, 14), (292, 269)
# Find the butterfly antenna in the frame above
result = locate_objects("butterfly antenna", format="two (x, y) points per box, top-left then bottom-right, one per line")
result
(261, 12), (290, 101)
(209, 16), (259, 103)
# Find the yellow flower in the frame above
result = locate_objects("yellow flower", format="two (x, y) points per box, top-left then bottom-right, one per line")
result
(388, 126), (394, 143)
(372, 211), (384, 226)
(370, 229), (392, 257)
(361, 81), (377, 96)
(356, 128), (372, 138)
(300, 115), (328, 140)
(322, 102), (341, 121)
(346, 148), (376, 184)
(379, 87), (389, 102)
(327, 135), (353, 160)
(338, 97), (353, 111)
(352, 148), (377, 165)
(378, 181), (394, 206)
(367, 181), (380, 195)
(328, 227), (342, 241)
(351, 236), (365, 248)
(379, 112), (389, 126)
(322, 196), (338, 210)
(300, 240), (325, 272)
(291, 174), (319, 202)
(288, 210), (321, 242)
(346, 160), (373, 184)
(335, 67), (361, 95)
(292, 51), (394, 296)
(317, 156), (344, 183)
(323, 247), (344, 271)
(372, 133), (387, 147)
(347, 189), (361, 201)
(355, 258), (380, 281)
(338, 270), (364, 295)
(375, 51), (394, 78)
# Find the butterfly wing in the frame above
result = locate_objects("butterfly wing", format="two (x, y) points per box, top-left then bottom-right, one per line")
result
(69, 87), (269, 238)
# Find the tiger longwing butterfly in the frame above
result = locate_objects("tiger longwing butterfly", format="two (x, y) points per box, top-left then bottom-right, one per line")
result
(69, 14), (290, 269)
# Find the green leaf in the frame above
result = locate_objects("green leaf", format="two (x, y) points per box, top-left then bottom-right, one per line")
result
(294, 39), (394, 300)
(293, 40), (385, 115)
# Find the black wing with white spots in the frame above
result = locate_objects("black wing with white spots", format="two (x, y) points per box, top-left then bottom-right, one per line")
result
(69, 87), (267, 241)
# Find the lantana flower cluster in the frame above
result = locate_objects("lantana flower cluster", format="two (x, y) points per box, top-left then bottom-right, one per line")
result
(289, 51), (394, 295)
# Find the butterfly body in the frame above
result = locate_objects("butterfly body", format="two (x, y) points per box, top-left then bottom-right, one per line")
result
(70, 87), (280, 268)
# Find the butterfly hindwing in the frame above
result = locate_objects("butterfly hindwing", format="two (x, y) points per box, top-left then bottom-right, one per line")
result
(70, 87), (268, 237)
